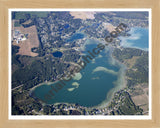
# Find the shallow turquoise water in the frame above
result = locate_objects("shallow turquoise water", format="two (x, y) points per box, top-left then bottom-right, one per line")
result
(33, 27), (149, 107)
(33, 39), (122, 107)
(119, 27), (149, 50)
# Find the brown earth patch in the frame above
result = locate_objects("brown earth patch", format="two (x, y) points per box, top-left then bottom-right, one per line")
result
(132, 94), (148, 107)
(70, 11), (96, 20)
(124, 56), (140, 68)
(103, 22), (115, 32)
(131, 84), (149, 115)
(12, 25), (39, 57)
(22, 19), (32, 25)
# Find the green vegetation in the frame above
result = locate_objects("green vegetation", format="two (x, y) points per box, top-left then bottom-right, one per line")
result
(112, 48), (143, 62)
(14, 21), (21, 27)
(13, 12), (49, 20)
(113, 12), (148, 19)
(12, 54), (70, 90)
(12, 45), (23, 67)
(113, 48), (148, 87)
(108, 91), (143, 115)
(126, 52), (148, 87)
(110, 47), (148, 114)
(118, 92), (143, 115)
(12, 89), (43, 115)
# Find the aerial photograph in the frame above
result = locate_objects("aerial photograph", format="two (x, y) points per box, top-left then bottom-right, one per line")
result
(11, 10), (150, 116)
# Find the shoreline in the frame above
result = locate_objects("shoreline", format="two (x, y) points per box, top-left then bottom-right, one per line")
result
(31, 46), (127, 110)
(31, 41), (128, 110)
(89, 49), (127, 109)
(119, 27), (149, 51)
(30, 80), (59, 92)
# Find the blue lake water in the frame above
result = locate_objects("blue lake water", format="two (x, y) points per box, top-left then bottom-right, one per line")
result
(64, 24), (69, 28)
(33, 39), (125, 107)
(32, 27), (148, 107)
(66, 33), (84, 42)
(119, 27), (149, 50)
(52, 51), (63, 58)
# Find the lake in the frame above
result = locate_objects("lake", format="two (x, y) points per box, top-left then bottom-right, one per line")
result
(32, 39), (126, 107)
(52, 51), (63, 58)
(32, 27), (148, 107)
(119, 27), (149, 50)
(66, 33), (84, 42)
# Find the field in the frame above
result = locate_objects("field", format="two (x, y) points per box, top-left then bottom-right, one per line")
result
(103, 22), (115, 32)
(70, 12), (96, 20)
(131, 84), (149, 115)
(12, 25), (39, 57)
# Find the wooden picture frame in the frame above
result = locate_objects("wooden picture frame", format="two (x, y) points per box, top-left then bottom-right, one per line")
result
(0, 0), (160, 127)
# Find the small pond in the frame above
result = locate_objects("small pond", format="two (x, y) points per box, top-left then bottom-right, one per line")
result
(52, 51), (63, 58)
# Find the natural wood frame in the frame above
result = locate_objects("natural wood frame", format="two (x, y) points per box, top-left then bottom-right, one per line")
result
(0, 0), (160, 127)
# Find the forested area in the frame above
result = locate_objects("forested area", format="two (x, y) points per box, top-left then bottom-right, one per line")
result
(113, 48), (148, 87)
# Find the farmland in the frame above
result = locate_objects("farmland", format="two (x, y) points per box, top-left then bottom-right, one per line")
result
(12, 24), (39, 57)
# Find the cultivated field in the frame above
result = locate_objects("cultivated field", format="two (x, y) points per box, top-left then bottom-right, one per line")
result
(12, 24), (39, 57)
(70, 11), (96, 20)
(131, 84), (149, 115)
